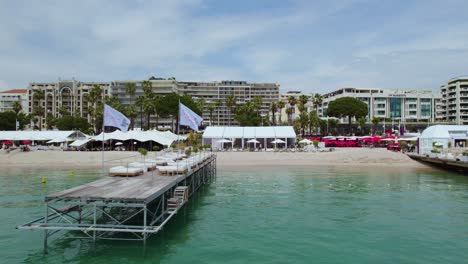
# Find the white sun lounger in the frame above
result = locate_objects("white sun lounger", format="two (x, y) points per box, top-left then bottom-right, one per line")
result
(128, 162), (156, 172)
(109, 166), (144, 177)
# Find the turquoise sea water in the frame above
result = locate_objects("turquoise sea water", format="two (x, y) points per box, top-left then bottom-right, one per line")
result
(1, 166), (468, 263)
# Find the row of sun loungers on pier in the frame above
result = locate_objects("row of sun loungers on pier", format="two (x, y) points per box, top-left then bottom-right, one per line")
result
(108, 153), (213, 177)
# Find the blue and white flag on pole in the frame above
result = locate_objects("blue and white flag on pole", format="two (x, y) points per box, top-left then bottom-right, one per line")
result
(179, 102), (203, 132)
(104, 104), (130, 132)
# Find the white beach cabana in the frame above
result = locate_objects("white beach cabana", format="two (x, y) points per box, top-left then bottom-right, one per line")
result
(418, 125), (468, 155)
(202, 126), (296, 150)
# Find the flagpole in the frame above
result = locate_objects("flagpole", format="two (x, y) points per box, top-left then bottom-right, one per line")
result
(102, 104), (105, 174)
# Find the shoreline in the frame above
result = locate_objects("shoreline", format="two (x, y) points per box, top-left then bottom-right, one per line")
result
(0, 148), (427, 170)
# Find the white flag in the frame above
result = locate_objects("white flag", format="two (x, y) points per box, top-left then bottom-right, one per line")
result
(104, 104), (130, 132)
(179, 102), (203, 132)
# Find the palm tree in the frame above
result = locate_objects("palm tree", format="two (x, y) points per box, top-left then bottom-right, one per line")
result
(12, 101), (22, 117)
(285, 108), (293, 125)
(313, 93), (323, 114)
(226, 95), (236, 126)
(58, 106), (69, 117)
(277, 101), (285, 124)
(33, 89), (45, 130)
(88, 85), (103, 132)
(287, 96), (297, 122)
(214, 99), (222, 125)
(253, 96), (263, 119)
(135, 96), (145, 129)
(125, 83), (137, 129)
(270, 102), (277, 125)
(298, 95), (309, 107)
(141, 81), (154, 130)
(208, 103), (216, 126)
(371, 116), (380, 135)
(308, 111), (320, 134)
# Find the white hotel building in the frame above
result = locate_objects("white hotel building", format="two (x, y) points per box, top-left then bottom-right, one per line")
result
(0, 89), (28, 113)
(440, 76), (468, 125)
(318, 88), (442, 123)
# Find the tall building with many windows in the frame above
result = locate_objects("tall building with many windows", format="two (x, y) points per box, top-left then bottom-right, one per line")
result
(318, 88), (441, 124)
(440, 77), (468, 125)
(178, 80), (280, 126)
(28, 79), (111, 129)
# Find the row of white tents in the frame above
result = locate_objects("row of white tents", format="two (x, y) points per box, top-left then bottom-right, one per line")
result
(0, 130), (186, 148)
(202, 126), (296, 149)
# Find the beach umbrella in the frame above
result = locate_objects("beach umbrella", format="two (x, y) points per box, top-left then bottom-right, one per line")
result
(271, 139), (286, 144)
(323, 136), (335, 139)
(3, 140), (13, 145)
(115, 142), (123, 146)
(247, 139), (260, 143)
(298, 139), (312, 144)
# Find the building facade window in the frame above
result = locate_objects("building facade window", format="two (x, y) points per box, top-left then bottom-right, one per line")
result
(390, 98), (402, 118)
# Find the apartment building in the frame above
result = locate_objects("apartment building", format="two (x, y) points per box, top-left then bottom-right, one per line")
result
(440, 76), (468, 125)
(178, 80), (280, 126)
(0, 89), (28, 113)
(110, 77), (179, 128)
(28, 79), (111, 129)
(318, 88), (441, 123)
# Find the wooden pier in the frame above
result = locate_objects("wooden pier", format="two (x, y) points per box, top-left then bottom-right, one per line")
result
(408, 153), (468, 173)
(18, 154), (217, 250)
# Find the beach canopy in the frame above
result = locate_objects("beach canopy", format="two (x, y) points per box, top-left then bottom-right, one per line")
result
(90, 130), (183, 146)
(299, 139), (312, 144)
(271, 139), (286, 144)
(70, 138), (93, 147)
(247, 139), (260, 143)
(0, 130), (88, 141)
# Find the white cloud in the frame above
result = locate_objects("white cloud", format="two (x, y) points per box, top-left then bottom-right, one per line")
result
(0, 0), (467, 94)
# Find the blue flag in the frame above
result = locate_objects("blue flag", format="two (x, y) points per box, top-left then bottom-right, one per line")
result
(104, 104), (130, 132)
(179, 102), (203, 132)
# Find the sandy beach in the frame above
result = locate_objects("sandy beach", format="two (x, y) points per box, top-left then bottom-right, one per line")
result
(0, 148), (426, 170)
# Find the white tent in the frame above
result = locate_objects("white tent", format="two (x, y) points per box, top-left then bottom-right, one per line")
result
(202, 126), (296, 150)
(90, 130), (181, 146)
(70, 138), (93, 147)
(299, 139), (312, 144)
(0, 130), (87, 142)
(419, 125), (468, 155)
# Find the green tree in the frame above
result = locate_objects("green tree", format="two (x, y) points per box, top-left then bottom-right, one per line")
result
(135, 95), (145, 129)
(298, 95), (309, 107)
(371, 116), (380, 135)
(12, 101), (22, 117)
(253, 96), (263, 115)
(226, 95), (236, 126)
(45, 113), (56, 129)
(277, 101), (285, 124)
(328, 119), (339, 135)
(234, 101), (261, 126)
(33, 89), (45, 130)
(0, 111), (16, 130)
(313, 93), (323, 114)
(214, 99), (222, 125)
(357, 117), (367, 135)
(88, 85), (103, 132)
(308, 111), (320, 134)
(270, 102), (277, 125)
(298, 112), (309, 135)
(327, 97), (368, 134)
(55, 115), (91, 131)
(125, 82), (137, 130)
(58, 106), (69, 117)
(285, 108), (293, 125)
(208, 103), (216, 126)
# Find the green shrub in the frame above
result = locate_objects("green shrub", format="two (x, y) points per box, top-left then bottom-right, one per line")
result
(185, 149), (192, 156)
(463, 151), (468, 156)
(153, 146), (160, 151)
(138, 148), (148, 157)
(431, 149), (441, 154)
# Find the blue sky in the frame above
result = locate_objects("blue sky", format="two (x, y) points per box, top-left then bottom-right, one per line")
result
(1, 0), (468, 93)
